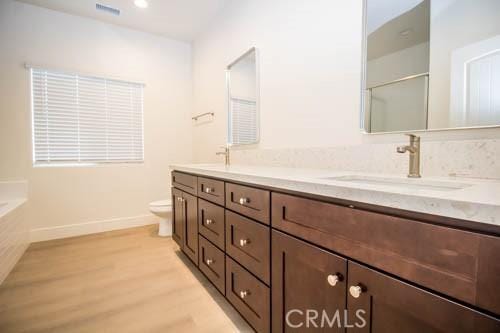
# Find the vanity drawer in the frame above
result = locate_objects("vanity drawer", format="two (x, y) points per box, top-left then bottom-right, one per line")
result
(226, 256), (270, 333)
(198, 199), (225, 250)
(225, 211), (270, 284)
(272, 192), (500, 315)
(198, 177), (225, 206)
(172, 171), (197, 196)
(225, 183), (270, 224)
(199, 235), (225, 295)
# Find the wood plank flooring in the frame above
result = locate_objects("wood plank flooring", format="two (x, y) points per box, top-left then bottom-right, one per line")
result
(0, 225), (252, 332)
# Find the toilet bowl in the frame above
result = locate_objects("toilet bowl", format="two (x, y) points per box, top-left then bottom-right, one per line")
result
(149, 199), (172, 237)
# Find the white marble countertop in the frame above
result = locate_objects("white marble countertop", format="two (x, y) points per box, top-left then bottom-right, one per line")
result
(170, 164), (500, 227)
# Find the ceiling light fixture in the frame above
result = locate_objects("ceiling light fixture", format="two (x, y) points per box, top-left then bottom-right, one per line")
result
(134, 0), (148, 9)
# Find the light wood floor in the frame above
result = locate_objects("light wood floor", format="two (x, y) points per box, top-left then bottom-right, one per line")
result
(0, 225), (253, 333)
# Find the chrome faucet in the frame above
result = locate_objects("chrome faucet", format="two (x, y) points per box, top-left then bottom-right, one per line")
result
(216, 145), (230, 166)
(397, 134), (421, 178)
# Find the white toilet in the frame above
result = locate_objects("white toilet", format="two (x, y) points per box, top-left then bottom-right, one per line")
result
(149, 199), (172, 237)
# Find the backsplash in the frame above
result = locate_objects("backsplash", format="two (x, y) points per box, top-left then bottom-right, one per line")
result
(231, 139), (500, 180)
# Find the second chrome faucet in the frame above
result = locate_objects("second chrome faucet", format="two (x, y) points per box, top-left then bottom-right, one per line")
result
(216, 145), (230, 166)
(397, 134), (421, 178)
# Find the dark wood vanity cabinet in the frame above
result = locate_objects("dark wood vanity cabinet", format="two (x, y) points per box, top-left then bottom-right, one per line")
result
(172, 171), (197, 196)
(198, 198), (225, 250)
(272, 192), (500, 315)
(199, 235), (225, 294)
(225, 182), (270, 224)
(272, 230), (347, 333)
(182, 190), (199, 265)
(172, 170), (500, 333)
(173, 172), (271, 332)
(272, 230), (500, 333)
(198, 176), (225, 206)
(226, 210), (271, 284)
(226, 256), (271, 333)
(346, 262), (500, 333)
(171, 187), (184, 247)
(171, 186), (198, 265)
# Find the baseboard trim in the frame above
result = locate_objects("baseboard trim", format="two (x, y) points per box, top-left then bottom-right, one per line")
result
(30, 214), (161, 242)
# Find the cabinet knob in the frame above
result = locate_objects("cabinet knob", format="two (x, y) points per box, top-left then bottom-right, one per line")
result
(239, 197), (249, 205)
(206, 259), (214, 266)
(206, 219), (214, 225)
(239, 239), (250, 247)
(327, 273), (342, 286)
(205, 187), (213, 193)
(239, 290), (250, 299)
(349, 285), (364, 298)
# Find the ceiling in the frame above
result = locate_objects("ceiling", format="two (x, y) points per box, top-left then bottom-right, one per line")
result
(16, 0), (229, 41)
(366, 0), (424, 34)
(367, 0), (430, 60)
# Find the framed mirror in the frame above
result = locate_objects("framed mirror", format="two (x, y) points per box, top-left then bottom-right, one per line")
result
(361, 0), (500, 134)
(227, 47), (259, 145)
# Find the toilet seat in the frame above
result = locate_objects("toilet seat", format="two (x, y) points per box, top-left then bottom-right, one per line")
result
(149, 199), (171, 208)
(149, 199), (172, 237)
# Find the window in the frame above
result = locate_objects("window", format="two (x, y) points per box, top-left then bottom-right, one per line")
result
(229, 97), (258, 145)
(31, 68), (144, 165)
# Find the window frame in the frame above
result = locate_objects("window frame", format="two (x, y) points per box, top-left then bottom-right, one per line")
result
(28, 65), (145, 167)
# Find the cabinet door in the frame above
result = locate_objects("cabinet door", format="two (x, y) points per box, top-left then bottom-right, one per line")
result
(346, 261), (500, 333)
(272, 230), (347, 332)
(171, 188), (184, 248)
(182, 191), (198, 265)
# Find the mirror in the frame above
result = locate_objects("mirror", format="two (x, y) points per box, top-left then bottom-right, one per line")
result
(362, 0), (500, 133)
(227, 48), (259, 145)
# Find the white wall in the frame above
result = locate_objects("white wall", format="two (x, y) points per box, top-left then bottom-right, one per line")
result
(192, 0), (500, 163)
(428, 0), (500, 129)
(230, 58), (256, 101)
(366, 42), (429, 132)
(192, 0), (364, 161)
(0, 0), (193, 238)
(366, 42), (429, 87)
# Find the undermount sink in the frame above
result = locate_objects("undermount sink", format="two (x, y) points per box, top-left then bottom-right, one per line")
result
(323, 175), (473, 191)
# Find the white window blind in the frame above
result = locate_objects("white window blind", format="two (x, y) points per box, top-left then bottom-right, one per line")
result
(31, 68), (144, 164)
(229, 97), (257, 145)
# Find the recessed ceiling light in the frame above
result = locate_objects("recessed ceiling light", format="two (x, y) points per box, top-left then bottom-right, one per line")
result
(134, 0), (148, 9)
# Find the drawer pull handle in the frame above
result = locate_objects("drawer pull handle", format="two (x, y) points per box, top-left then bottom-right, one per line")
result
(205, 187), (213, 193)
(239, 197), (250, 205)
(177, 197), (184, 202)
(239, 290), (250, 299)
(349, 285), (364, 298)
(206, 219), (214, 225)
(239, 239), (250, 247)
(327, 274), (342, 287)
(206, 259), (214, 266)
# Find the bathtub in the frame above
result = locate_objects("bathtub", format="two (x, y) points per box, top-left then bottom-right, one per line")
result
(0, 181), (29, 285)
(0, 199), (25, 217)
